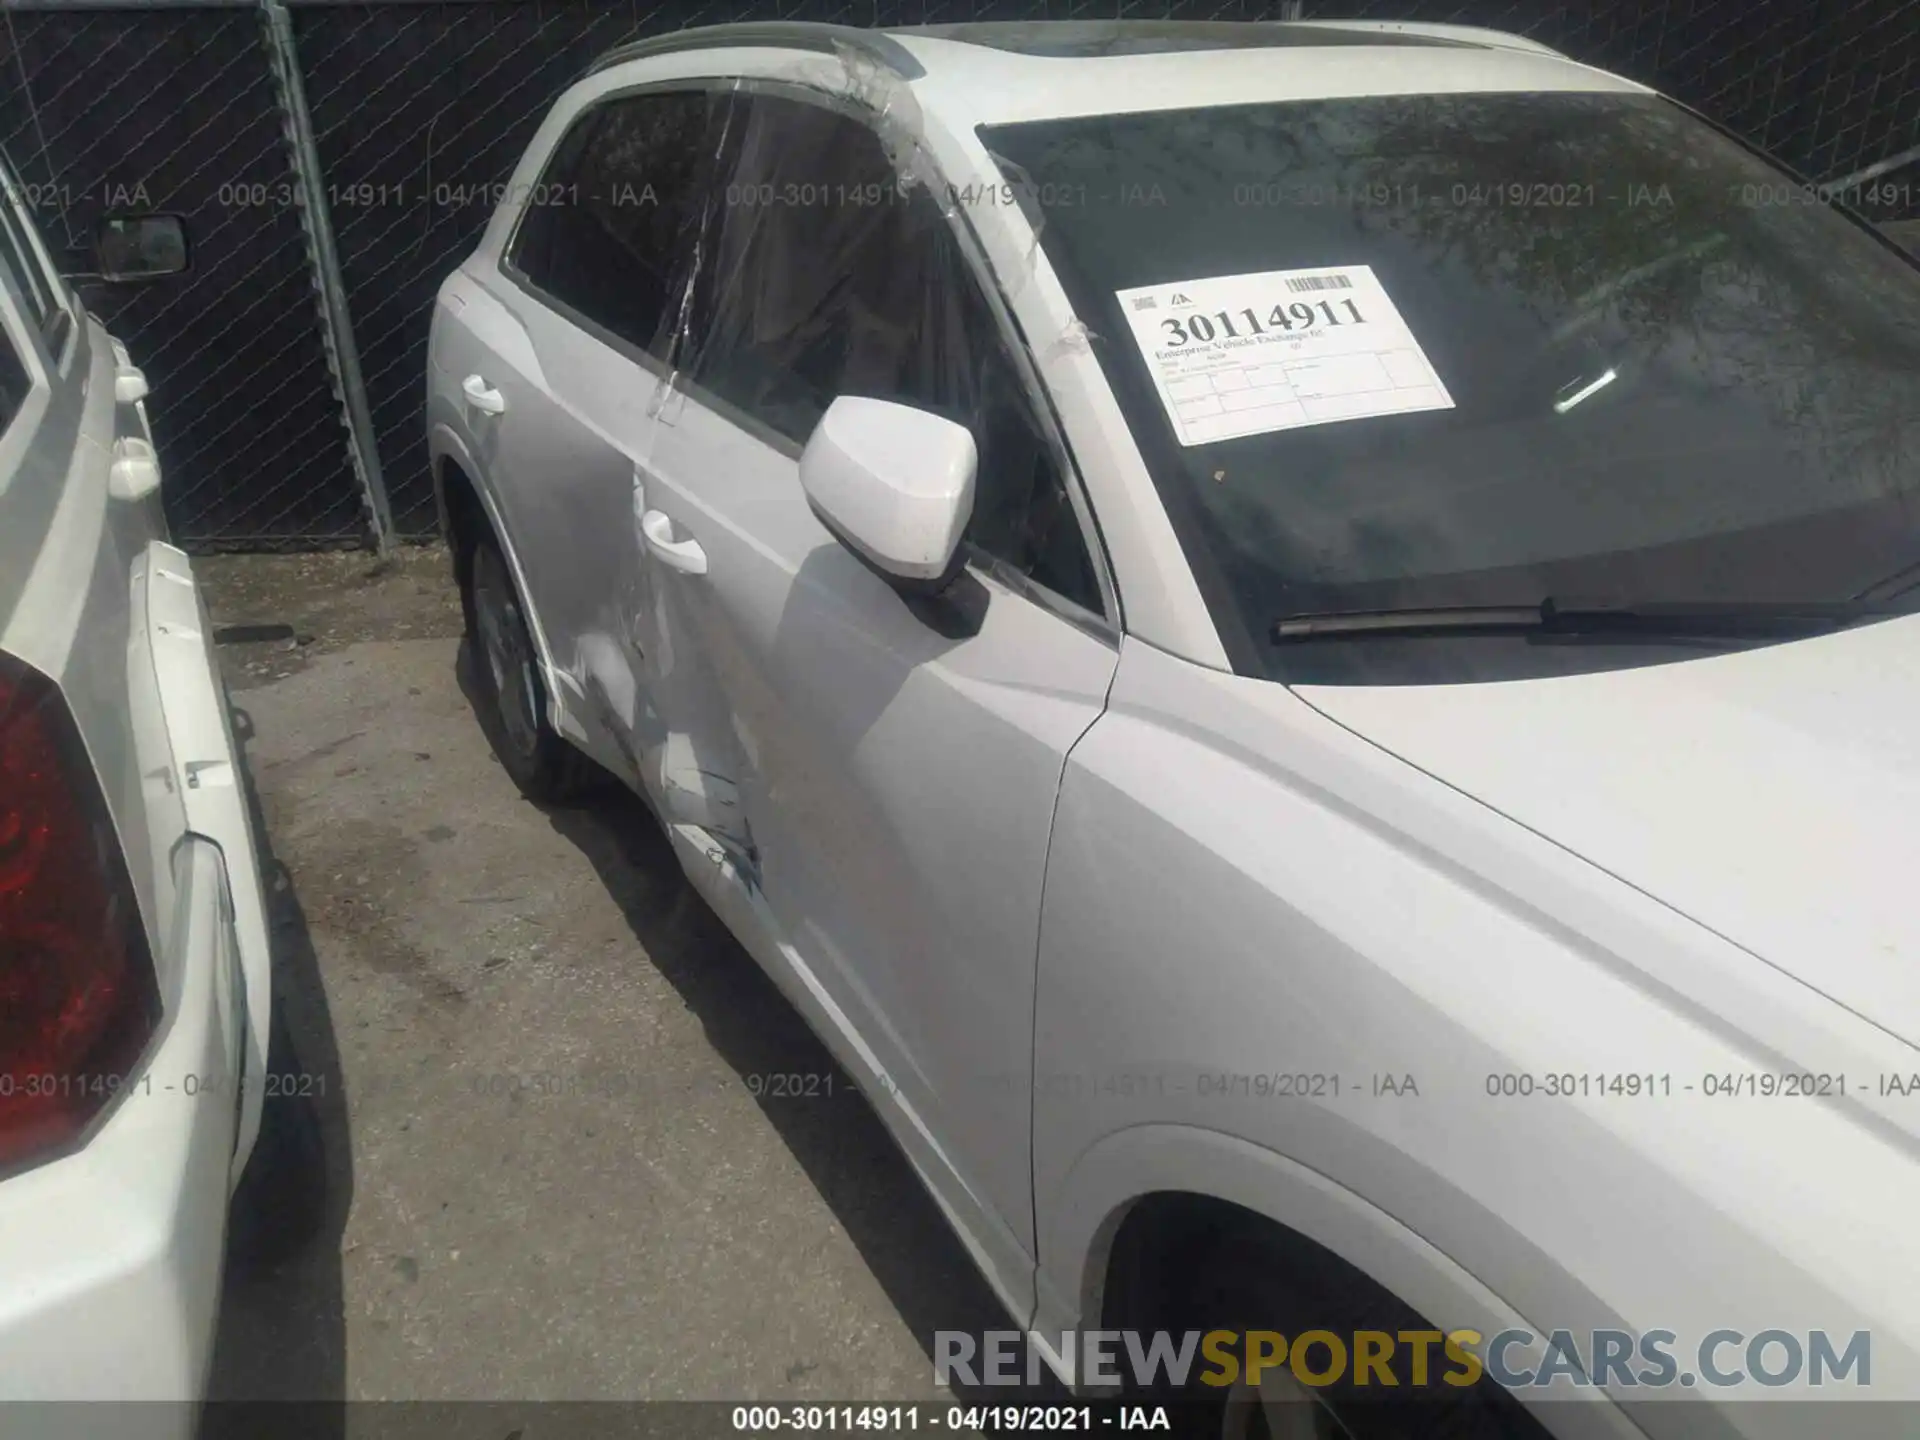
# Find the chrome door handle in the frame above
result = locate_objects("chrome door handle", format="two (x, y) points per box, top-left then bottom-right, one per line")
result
(461, 374), (506, 415)
(640, 509), (707, 575)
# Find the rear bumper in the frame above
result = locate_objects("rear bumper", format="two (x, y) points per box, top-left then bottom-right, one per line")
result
(0, 541), (275, 1424)
(0, 838), (244, 1422)
(136, 541), (274, 1173)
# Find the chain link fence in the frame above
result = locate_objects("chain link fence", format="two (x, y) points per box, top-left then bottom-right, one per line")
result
(1344, 0), (1920, 190)
(0, 1), (364, 546)
(1, 0), (1916, 550)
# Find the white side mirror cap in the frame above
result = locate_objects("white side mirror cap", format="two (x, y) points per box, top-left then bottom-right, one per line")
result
(799, 397), (976, 584)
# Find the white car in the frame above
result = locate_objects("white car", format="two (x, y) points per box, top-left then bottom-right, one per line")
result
(0, 162), (318, 1430)
(428, 20), (1920, 1437)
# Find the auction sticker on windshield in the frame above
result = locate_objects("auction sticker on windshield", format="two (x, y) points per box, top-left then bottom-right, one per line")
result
(1115, 265), (1454, 446)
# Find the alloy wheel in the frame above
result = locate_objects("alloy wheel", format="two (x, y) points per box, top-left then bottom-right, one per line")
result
(1220, 1364), (1354, 1440)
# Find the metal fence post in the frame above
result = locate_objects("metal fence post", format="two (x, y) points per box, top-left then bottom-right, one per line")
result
(258, 0), (396, 554)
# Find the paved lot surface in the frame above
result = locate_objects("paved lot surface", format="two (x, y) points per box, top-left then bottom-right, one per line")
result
(196, 549), (1014, 1405)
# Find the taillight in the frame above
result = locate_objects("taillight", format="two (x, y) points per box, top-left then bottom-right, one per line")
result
(0, 652), (159, 1173)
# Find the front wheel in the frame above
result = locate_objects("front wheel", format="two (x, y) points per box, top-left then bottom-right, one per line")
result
(1133, 1221), (1552, 1440)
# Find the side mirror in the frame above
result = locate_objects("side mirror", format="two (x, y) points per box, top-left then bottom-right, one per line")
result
(93, 214), (189, 283)
(799, 397), (976, 587)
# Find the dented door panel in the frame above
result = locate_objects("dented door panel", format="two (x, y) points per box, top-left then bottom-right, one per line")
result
(434, 268), (634, 781)
(637, 383), (1117, 1310)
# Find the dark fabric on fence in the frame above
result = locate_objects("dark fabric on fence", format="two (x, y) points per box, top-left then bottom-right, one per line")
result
(3, 0), (1917, 548)
(0, 4), (366, 547)
(291, 0), (757, 540)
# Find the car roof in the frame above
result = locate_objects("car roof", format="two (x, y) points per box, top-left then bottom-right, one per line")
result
(585, 18), (1566, 77)
(583, 20), (1641, 126)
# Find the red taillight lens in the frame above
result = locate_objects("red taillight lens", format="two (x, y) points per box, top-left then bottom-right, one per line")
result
(0, 653), (159, 1173)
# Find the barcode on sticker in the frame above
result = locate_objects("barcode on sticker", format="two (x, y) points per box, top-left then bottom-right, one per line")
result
(1130, 295), (1159, 311)
(1285, 274), (1353, 292)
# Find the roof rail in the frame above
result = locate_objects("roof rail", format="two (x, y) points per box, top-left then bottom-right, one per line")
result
(892, 18), (1481, 52)
(1284, 19), (1567, 59)
(583, 22), (926, 82)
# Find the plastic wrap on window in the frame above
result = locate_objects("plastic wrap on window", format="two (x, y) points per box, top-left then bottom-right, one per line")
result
(637, 69), (1006, 461)
(642, 80), (749, 430)
(612, 47), (1084, 613)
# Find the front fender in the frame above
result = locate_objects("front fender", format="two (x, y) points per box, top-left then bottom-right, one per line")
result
(1030, 636), (1920, 1436)
(1036, 1123), (1641, 1439)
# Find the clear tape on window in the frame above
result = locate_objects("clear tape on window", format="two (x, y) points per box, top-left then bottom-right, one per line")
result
(637, 58), (1029, 484)
(642, 76), (751, 433)
(980, 150), (1050, 297)
(610, 60), (1103, 624)
(831, 41), (936, 197)
(1037, 317), (1097, 362)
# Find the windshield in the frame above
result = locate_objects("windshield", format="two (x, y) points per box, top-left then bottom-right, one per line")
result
(980, 93), (1920, 683)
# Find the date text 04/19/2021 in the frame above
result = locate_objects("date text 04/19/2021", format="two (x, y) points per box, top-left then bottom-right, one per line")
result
(729, 1404), (1172, 1432)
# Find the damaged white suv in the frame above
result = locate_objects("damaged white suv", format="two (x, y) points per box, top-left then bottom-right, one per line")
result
(429, 20), (1920, 1437)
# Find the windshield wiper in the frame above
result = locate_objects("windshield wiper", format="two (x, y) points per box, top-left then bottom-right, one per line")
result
(1271, 597), (1911, 644)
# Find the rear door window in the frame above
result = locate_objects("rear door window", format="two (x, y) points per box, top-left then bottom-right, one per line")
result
(508, 88), (724, 360)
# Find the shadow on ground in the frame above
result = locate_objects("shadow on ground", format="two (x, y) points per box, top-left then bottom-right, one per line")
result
(455, 640), (1065, 1406)
(201, 700), (355, 1437)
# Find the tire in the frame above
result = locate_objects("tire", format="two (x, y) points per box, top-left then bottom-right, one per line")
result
(228, 998), (326, 1270)
(1131, 1220), (1551, 1440)
(461, 531), (595, 803)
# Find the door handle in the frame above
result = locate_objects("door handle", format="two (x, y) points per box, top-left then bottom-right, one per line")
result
(461, 374), (507, 415)
(640, 509), (707, 575)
